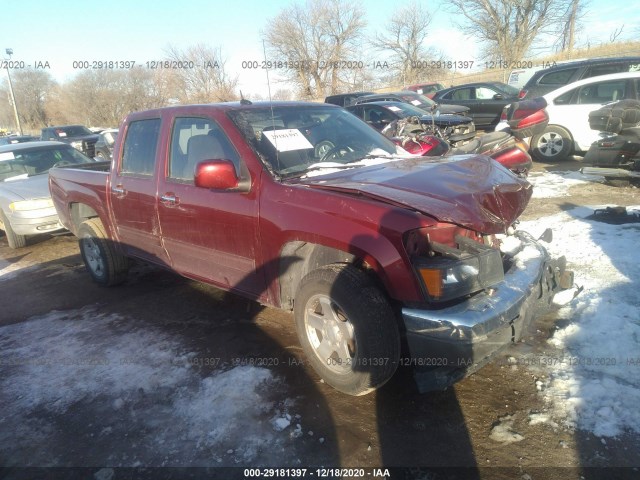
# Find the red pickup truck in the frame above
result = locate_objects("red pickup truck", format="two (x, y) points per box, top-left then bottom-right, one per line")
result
(49, 102), (570, 395)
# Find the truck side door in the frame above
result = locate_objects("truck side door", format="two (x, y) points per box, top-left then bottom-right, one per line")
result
(109, 117), (169, 264)
(156, 114), (265, 300)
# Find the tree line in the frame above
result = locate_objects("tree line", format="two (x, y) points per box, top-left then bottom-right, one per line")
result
(1, 0), (589, 132)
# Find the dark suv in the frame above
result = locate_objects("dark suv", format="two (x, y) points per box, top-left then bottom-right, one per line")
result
(520, 56), (640, 99)
(40, 125), (99, 158)
(324, 91), (374, 107)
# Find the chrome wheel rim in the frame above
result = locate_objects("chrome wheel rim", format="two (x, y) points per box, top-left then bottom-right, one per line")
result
(82, 236), (105, 278)
(304, 294), (356, 374)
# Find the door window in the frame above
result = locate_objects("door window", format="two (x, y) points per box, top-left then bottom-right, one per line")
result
(576, 80), (627, 104)
(121, 119), (161, 176)
(539, 68), (578, 85)
(447, 88), (472, 100)
(475, 87), (497, 100)
(584, 64), (626, 79)
(168, 117), (240, 181)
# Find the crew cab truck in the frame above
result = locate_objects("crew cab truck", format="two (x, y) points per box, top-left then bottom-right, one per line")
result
(49, 102), (571, 395)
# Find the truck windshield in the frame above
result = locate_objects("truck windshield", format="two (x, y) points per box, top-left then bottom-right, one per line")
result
(228, 105), (398, 176)
(0, 144), (93, 182)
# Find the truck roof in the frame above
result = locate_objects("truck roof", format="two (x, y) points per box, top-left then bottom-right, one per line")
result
(125, 101), (338, 119)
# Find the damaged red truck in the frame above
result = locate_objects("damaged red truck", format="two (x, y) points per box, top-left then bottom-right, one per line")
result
(49, 102), (571, 395)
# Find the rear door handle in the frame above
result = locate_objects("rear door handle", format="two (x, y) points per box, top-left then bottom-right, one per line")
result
(111, 185), (126, 196)
(160, 193), (179, 206)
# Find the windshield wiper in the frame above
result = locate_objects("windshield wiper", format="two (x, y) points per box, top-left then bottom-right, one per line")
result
(282, 161), (367, 180)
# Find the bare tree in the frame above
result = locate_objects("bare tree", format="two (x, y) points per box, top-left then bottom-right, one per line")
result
(370, 1), (440, 85)
(45, 69), (170, 127)
(555, 0), (587, 53)
(448, 0), (565, 64)
(1, 69), (55, 131)
(609, 25), (624, 43)
(263, 0), (367, 99)
(164, 44), (239, 103)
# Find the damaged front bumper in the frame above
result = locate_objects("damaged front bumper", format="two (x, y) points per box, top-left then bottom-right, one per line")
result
(401, 230), (571, 392)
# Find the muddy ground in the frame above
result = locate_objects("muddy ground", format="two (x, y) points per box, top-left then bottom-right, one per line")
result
(1, 157), (639, 480)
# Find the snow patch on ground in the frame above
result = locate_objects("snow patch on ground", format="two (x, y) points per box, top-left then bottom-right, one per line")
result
(489, 415), (524, 444)
(527, 171), (604, 198)
(519, 205), (640, 437)
(0, 306), (303, 466)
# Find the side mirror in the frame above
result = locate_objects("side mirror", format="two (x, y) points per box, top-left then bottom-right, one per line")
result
(194, 159), (238, 190)
(493, 93), (504, 100)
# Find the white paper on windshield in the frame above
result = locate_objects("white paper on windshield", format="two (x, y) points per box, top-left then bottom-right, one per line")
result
(417, 89), (423, 94)
(0, 152), (16, 161)
(410, 100), (421, 106)
(262, 129), (313, 152)
(387, 106), (401, 112)
(57, 132), (67, 137)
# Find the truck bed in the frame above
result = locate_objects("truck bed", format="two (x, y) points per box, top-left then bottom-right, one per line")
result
(48, 161), (111, 236)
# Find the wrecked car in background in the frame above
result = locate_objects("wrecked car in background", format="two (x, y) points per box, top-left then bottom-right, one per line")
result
(49, 102), (572, 395)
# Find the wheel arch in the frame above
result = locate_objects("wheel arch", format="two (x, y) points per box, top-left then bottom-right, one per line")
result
(69, 202), (100, 234)
(278, 241), (390, 311)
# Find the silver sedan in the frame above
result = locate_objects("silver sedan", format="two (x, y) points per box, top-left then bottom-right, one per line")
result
(0, 141), (94, 248)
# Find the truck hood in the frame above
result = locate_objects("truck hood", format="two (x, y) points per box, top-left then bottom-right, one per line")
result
(296, 155), (532, 234)
(0, 174), (51, 201)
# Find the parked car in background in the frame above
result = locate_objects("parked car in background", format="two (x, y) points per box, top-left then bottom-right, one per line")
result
(345, 100), (476, 146)
(0, 135), (39, 146)
(519, 56), (640, 99)
(404, 82), (445, 98)
(40, 125), (100, 158)
(324, 91), (374, 107)
(528, 71), (640, 162)
(355, 91), (470, 116)
(432, 82), (520, 130)
(0, 141), (94, 248)
(94, 128), (118, 161)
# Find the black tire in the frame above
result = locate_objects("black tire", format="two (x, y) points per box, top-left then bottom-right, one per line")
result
(294, 264), (400, 396)
(0, 210), (27, 249)
(78, 218), (129, 286)
(530, 125), (573, 162)
(605, 178), (631, 187)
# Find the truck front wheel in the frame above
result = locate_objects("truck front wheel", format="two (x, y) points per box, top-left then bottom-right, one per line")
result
(294, 264), (400, 396)
(78, 218), (129, 286)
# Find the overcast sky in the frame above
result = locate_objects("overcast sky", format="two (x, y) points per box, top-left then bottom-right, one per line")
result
(1, 0), (635, 97)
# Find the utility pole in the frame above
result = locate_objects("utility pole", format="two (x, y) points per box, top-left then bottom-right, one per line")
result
(5, 48), (23, 135)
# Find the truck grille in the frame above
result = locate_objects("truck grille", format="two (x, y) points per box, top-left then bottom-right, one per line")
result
(82, 140), (96, 158)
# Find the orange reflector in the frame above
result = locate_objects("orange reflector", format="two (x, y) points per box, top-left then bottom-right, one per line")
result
(419, 268), (443, 298)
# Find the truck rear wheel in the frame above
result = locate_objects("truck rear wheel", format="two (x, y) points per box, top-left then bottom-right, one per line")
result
(78, 218), (129, 286)
(294, 264), (400, 396)
(0, 211), (27, 249)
